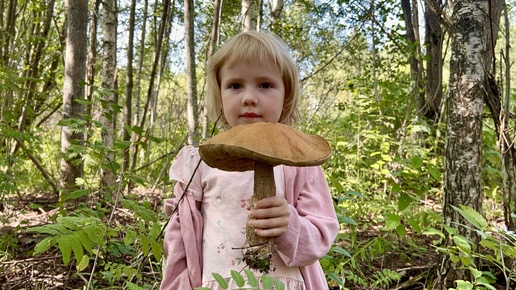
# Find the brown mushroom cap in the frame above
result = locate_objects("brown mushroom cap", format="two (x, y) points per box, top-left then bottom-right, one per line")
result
(199, 122), (331, 171)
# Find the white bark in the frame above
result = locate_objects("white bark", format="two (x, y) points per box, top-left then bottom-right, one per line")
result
(441, 0), (489, 285)
(101, 0), (117, 186)
(185, 0), (199, 146)
(241, 0), (255, 32)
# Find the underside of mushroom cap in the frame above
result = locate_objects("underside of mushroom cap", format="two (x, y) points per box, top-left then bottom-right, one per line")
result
(199, 122), (331, 172)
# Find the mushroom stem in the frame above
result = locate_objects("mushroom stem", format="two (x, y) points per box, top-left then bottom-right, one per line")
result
(243, 160), (276, 273)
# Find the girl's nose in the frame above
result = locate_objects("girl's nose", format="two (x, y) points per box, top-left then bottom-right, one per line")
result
(242, 90), (258, 106)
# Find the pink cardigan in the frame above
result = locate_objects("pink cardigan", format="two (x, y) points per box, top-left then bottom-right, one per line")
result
(161, 146), (339, 290)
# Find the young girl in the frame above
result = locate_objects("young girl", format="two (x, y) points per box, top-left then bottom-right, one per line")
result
(161, 31), (339, 290)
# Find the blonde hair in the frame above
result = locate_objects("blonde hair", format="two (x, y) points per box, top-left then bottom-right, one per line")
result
(206, 31), (300, 128)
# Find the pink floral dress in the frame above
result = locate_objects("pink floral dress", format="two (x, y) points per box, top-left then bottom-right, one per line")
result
(163, 145), (339, 290)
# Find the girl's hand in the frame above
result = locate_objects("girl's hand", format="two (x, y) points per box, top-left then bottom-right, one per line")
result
(249, 196), (290, 238)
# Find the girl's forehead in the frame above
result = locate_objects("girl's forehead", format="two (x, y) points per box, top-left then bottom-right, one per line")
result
(223, 53), (281, 72)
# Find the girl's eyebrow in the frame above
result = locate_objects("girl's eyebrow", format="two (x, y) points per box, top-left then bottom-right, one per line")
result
(221, 77), (243, 84)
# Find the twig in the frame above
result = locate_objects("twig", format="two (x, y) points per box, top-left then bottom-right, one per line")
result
(86, 167), (126, 289)
(13, 136), (60, 196)
(0, 255), (61, 264)
(395, 264), (437, 272)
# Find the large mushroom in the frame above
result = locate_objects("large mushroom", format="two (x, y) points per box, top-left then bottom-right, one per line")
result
(199, 122), (331, 273)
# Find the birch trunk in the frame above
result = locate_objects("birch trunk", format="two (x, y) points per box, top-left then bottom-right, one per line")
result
(61, 0), (87, 190)
(202, 0), (222, 138)
(86, 0), (100, 142)
(241, 0), (255, 32)
(439, 0), (488, 286)
(185, 0), (199, 146)
(101, 0), (117, 187)
(123, 0), (136, 172)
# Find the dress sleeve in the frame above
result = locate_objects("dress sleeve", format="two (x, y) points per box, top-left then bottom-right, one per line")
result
(164, 145), (203, 216)
(274, 166), (339, 267)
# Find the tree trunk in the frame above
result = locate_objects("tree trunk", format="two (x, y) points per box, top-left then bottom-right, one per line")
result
(86, 0), (100, 142)
(11, 0), (56, 156)
(185, 0), (199, 146)
(202, 0), (222, 138)
(439, 0), (489, 287)
(134, 0), (148, 129)
(270, 0), (283, 23)
(100, 0), (117, 187)
(424, 0), (443, 121)
(131, 0), (170, 170)
(501, 1), (516, 231)
(61, 0), (87, 191)
(241, 0), (255, 32)
(150, 2), (175, 129)
(123, 0), (136, 173)
(401, 0), (425, 116)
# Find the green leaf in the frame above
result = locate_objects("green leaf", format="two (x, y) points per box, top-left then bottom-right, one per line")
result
(56, 217), (78, 231)
(422, 227), (445, 239)
(151, 239), (162, 261)
(460, 255), (471, 266)
(83, 224), (104, 245)
(443, 224), (458, 235)
(124, 230), (137, 246)
(140, 236), (150, 256)
(70, 234), (84, 263)
(344, 190), (364, 198)
(212, 273), (228, 289)
(332, 246), (352, 258)
(452, 234), (471, 253)
(273, 278), (285, 290)
(454, 280), (474, 290)
(330, 177), (343, 194)
(396, 223), (406, 238)
(230, 270), (245, 287)
(73, 230), (92, 253)
(339, 215), (357, 225)
(57, 235), (73, 265)
(327, 272), (345, 286)
(410, 156), (423, 169)
(469, 267), (482, 279)
(476, 276), (497, 290)
(126, 281), (144, 290)
(131, 125), (143, 135)
(66, 189), (89, 200)
(261, 274), (273, 289)
(427, 164), (441, 181)
(113, 140), (131, 150)
(384, 213), (401, 230)
(453, 205), (488, 230)
(397, 193), (412, 211)
(33, 236), (56, 255)
(450, 253), (460, 263)
(77, 254), (89, 271)
(407, 218), (421, 233)
(28, 224), (68, 235)
(244, 269), (258, 287)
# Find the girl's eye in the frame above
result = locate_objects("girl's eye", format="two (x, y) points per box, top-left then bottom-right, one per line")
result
(228, 83), (241, 89)
(259, 83), (273, 89)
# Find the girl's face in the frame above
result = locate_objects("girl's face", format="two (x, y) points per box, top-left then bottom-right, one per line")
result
(219, 59), (285, 128)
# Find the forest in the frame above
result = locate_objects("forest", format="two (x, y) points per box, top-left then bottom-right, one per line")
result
(1, 0), (516, 289)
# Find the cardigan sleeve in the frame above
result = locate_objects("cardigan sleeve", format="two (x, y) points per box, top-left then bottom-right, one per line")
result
(274, 165), (339, 267)
(161, 146), (204, 289)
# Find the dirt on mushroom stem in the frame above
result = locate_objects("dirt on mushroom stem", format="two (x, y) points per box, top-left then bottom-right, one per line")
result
(243, 160), (276, 274)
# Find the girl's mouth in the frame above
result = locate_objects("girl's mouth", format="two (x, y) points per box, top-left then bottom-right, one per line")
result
(241, 112), (260, 118)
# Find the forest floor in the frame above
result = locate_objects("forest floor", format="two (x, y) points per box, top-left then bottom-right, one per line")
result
(0, 189), (509, 290)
